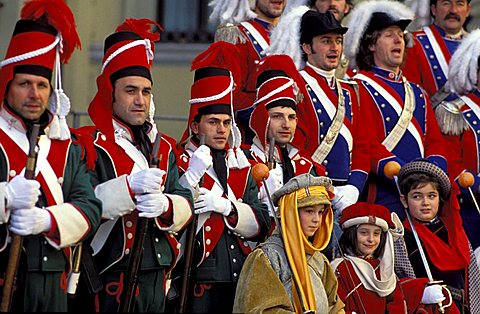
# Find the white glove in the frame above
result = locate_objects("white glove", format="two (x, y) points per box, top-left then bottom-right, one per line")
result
(331, 185), (360, 212)
(194, 187), (231, 216)
(258, 166), (283, 200)
(9, 206), (51, 236)
(136, 192), (169, 218)
(421, 284), (446, 304)
(183, 145), (213, 186)
(127, 168), (165, 195)
(5, 176), (41, 210)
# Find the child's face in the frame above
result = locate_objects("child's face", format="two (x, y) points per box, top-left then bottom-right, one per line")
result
(299, 204), (325, 237)
(356, 224), (382, 258)
(400, 183), (440, 222)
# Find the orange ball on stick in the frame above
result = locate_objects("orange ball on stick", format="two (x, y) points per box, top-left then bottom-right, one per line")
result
(458, 171), (475, 188)
(384, 161), (401, 180)
(252, 163), (270, 181)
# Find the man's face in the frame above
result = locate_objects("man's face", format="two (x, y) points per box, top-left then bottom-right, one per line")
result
(313, 0), (350, 21)
(112, 76), (151, 126)
(6, 73), (50, 121)
(191, 113), (232, 150)
(431, 0), (471, 35)
(255, 0), (286, 21)
(267, 106), (297, 146)
(370, 26), (405, 73)
(303, 33), (343, 71)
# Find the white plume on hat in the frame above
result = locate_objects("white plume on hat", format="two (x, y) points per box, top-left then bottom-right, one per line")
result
(448, 29), (480, 95)
(266, 5), (310, 69)
(209, 0), (256, 25)
(343, 0), (414, 68)
(404, 0), (431, 29)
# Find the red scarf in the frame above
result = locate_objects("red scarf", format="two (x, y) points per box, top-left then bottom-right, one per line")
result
(403, 182), (470, 271)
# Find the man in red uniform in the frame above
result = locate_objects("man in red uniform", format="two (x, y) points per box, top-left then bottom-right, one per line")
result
(438, 29), (480, 252)
(209, 0), (288, 143)
(247, 54), (325, 217)
(75, 19), (193, 312)
(0, 0), (101, 311)
(176, 41), (270, 313)
(403, 0), (471, 100)
(344, 0), (447, 219)
(269, 8), (370, 212)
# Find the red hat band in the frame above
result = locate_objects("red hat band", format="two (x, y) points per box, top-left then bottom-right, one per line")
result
(340, 202), (395, 232)
(254, 76), (295, 108)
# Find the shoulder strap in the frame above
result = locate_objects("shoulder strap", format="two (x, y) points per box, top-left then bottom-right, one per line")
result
(301, 71), (346, 164)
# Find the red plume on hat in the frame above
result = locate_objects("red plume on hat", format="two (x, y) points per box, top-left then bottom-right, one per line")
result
(181, 41), (244, 145)
(182, 41), (249, 169)
(115, 18), (163, 43)
(21, 0), (81, 64)
(0, 0), (81, 140)
(88, 18), (161, 140)
(191, 41), (243, 88)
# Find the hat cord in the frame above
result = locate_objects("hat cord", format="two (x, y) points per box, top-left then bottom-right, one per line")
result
(188, 75), (234, 104)
(253, 78), (294, 107)
(0, 35), (61, 68)
(101, 39), (153, 74)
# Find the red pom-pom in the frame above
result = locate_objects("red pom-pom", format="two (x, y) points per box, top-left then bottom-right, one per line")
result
(115, 18), (163, 43)
(21, 0), (81, 63)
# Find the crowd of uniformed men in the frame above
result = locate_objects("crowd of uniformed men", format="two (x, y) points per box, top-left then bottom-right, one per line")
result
(0, 0), (479, 313)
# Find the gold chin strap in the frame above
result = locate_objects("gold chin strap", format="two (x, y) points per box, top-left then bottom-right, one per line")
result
(279, 186), (333, 313)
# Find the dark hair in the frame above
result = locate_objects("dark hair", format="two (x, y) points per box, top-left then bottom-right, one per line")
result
(301, 41), (311, 63)
(339, 225), (387, 259)
(356, 29), (411, 71)
(430, 0), (470, 4)
(399, 172), (446, 206)
(356, 30), (381, 71)
(309, 0), (354, 8)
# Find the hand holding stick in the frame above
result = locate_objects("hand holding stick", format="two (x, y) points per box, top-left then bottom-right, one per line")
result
(384, 161), (449, 313)
(252, 163), (281, 235)
(178, 134), (206, 313)
(1, 124), (40, 312)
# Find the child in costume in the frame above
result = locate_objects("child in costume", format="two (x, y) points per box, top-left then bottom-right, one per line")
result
(233, 173), (345, 313)
(331, 202), (409, 313)
(332, 201), (457, 313)
(399, 160), (480, 313)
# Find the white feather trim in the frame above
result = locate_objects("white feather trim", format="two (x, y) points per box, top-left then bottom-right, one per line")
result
(448, 29), (480, 95)
(209, 0), (257, 25)
(285, 0), (310, 13)
(266, 5), (310, 70)
(344, 1), (414, 67)
(404, 0), (430, 20)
